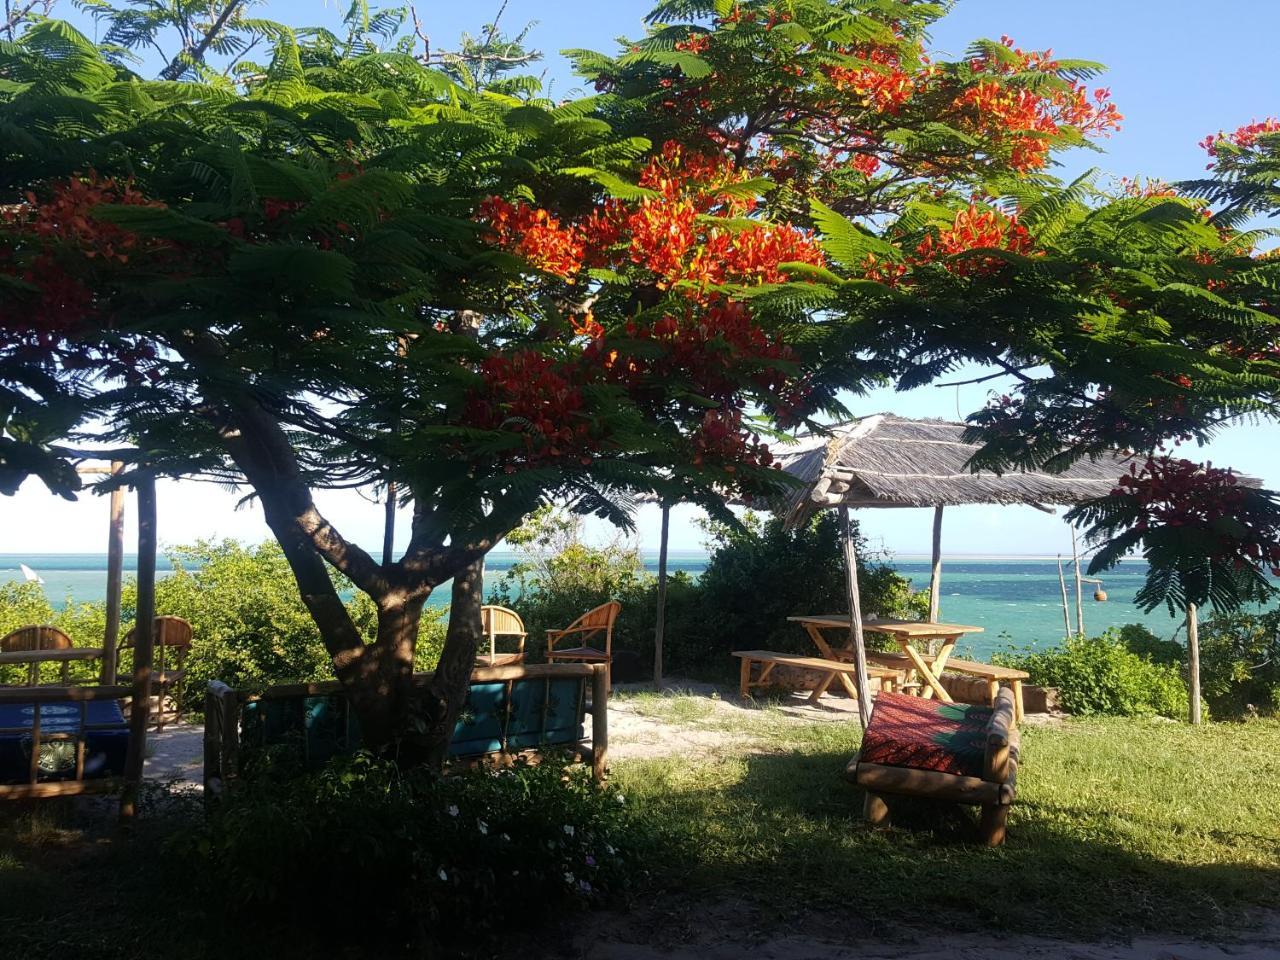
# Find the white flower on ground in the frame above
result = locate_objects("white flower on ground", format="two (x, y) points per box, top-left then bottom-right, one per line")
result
(446, 804), (459, 817)
(477, 819), (488, 835)
(616, 794), (625, 804)
(437, 868), (448, 882)
(564, 872), (575, 884)
(563, 824), (575, 836)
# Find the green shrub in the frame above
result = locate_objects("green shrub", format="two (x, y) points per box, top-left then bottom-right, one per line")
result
(1116, 623), (1184, 665)
(181, 752), (645, 953)
(0, 540), (449, 706)
(997, 631), (1192, 719)
(1196, 609), (1280, 718)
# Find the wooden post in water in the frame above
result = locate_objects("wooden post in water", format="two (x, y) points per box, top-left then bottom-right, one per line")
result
(101, 461), (125, 686)
(928, 505), (944, 622)
(838, 507), (872, 727)
(120, 472), (156, 819)
(653, 500), (670, 688)
(1187, 602), (1201, 726)
(1057, 555), (1071, 639)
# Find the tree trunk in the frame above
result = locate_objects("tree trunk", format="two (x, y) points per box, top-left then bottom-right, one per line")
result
(343, 597), (425, 756)
(424, 556), (486, 769)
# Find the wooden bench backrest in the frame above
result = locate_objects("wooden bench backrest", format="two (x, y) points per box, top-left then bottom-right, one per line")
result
(203, 663), (609, 796)
(1, 625), (73, 652)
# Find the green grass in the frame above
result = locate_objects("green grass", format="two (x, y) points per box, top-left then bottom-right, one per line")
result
(610, 716), (1280, 939)
(2, 717), (1277, 953)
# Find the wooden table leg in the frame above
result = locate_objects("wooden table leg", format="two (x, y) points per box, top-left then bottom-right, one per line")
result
(739, 656), (752, 699)
(804, 623), (839, 661)
(901, 639), (953, 702)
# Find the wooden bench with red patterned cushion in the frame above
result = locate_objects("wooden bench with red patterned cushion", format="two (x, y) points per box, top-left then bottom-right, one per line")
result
(846, 688), (1019, 846)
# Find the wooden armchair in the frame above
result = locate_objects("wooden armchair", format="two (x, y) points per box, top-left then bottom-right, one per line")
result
(477, 605), (527, 667)
(545, 601), (621, 690)
(120, 615), (193, 730)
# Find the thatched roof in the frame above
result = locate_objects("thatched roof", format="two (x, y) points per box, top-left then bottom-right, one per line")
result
(774, 414), (1136, 528)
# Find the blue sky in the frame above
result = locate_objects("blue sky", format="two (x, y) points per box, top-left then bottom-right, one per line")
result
(7, 0), (1280, 557)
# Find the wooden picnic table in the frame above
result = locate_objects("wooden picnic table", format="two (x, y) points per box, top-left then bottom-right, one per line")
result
(787, 615), (983, 703)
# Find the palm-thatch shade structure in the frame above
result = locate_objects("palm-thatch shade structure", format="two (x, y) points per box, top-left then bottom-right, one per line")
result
(650, 413), (1138, 723)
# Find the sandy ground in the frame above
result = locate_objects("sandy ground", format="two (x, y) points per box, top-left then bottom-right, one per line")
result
(140, 689), (1279, 960)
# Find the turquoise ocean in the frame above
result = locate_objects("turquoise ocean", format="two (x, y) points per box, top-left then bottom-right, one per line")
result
(0, 551), (1228, 660)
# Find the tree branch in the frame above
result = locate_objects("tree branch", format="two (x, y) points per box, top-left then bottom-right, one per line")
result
(158, 0), (244, 81)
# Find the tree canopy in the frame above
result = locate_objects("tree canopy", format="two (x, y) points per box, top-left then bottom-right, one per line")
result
(3, 0), (1280, 752)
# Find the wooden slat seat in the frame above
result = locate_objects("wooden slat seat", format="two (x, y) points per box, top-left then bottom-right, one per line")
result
(733, 650), (902, 705)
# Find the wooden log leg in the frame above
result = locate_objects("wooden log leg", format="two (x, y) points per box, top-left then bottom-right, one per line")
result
(864, 791), (891, 829)
(1012, 681), (1024, 723)
(739, 656), (752, 700)
(979, 803), (1009, 847)
(987, 679), (1000, 708)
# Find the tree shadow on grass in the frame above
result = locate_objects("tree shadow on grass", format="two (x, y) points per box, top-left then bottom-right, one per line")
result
(640, 747), (1280, 943)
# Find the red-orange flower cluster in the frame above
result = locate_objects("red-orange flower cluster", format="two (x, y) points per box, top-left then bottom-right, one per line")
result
(475, 141), (824, 292)
(825, 46), (916, 114)
(464, 351), (599, 465)
(470, 143), (827, 473)
(861, 203), (1033, 285)
(1200, 118), (1280, 158)
(1, 173), (161, 351)
(475, 196), (586, 279)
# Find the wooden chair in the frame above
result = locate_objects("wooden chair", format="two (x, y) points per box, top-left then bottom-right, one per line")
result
(477, 605), (527, 667)
(545, 601), (622, 690)
(120, 615), (193, 730)
(0, 625), (74, 685)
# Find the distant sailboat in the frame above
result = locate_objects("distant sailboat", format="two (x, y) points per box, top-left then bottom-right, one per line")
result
(19, 563), (44, 585)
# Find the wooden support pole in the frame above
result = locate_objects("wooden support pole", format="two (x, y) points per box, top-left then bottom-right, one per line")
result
(838, 507), (872, 727)
(928, 505), (944, 622)
(101, 461), (125, 686)
(1071, 528), (1085, 636)
(653, 500), (670, 687)
(590, 663), (609, 782)
(1187, 602), (1201, 726)
(120, 472), (156, 819)
(1057, 555), (1071, 639)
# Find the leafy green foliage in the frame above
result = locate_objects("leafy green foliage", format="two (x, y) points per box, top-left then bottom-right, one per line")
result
(181, 753), (645, 952)
(1195, 609), (1280, 718)
(492, 508), (927, 679)
(996, 631), (1192, 719)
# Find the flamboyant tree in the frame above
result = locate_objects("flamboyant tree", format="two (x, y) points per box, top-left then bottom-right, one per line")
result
(5, 0), (1280, 757)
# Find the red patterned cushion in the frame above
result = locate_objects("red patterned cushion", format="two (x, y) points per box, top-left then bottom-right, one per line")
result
(858, 691), (992, 778)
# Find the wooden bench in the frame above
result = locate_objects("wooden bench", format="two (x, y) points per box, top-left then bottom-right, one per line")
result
(203, 663), (610, 798)
(733, 650), (902, 705)
(867, 651), (1029, 721)
(847, 687), (1020, 846)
